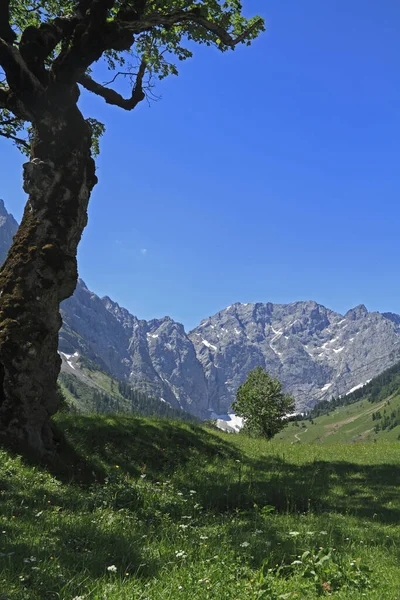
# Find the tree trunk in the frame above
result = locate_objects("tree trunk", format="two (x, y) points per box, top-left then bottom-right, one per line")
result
(0, 97), (97, 458)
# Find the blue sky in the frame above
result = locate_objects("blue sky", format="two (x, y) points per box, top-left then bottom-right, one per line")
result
(2, 0), (400, 330)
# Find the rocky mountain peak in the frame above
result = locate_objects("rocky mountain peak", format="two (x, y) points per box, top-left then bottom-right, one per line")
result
(345, 304), (369, 320)
(0, 199), (18, 265)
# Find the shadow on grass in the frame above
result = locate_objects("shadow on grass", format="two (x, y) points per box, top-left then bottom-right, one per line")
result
(49, 414), (241, 483)
(183, 452), (400, 525)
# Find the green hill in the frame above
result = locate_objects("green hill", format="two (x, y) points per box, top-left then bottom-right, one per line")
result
(58, 366), (199, 423)
(0, 415), (399, 599)
(277, 360), (400, 444)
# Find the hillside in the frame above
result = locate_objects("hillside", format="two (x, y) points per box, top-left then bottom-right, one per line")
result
(278, 394), (400, 444)
(58, 356), (199, 423)
(0, 416), (399, 599)
(276, 359), (400, 444)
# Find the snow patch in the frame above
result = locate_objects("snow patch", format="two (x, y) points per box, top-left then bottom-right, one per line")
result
(333, 346), (344, 353)
(321, 383), (333, 392)
(234, 328), (241, 335)
(202, 340), (217, 351)
(209, 412), (244, 433)
(60, 351), (79, 371)
(347, 380), (372, 395)
(269, 343), (282, 357)
(146, 333), (159, 339)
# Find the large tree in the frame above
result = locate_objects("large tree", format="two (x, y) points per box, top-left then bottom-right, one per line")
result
(0, 1), (264, 457)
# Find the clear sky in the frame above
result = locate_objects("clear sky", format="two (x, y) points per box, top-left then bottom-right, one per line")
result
(1, 0), (400, 331)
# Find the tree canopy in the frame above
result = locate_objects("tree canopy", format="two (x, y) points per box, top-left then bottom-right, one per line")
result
(232, 367), (295, 439)
(0, 0), (264, 153)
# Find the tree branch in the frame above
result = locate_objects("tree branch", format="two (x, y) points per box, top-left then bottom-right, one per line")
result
(0, 128), (29, 148)
(122, 9), (263, 49)
(78, 60), (146, 110)
(0, 39), (43, 94)
(0, 86), (8, 108)
(0, 0), (17, 43)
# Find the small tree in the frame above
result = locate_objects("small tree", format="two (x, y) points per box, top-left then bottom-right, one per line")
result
(232, 366), (295, 439)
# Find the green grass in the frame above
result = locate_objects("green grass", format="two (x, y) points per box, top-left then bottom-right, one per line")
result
(0, 415), (399, 599)
(277, 395), (400, 444)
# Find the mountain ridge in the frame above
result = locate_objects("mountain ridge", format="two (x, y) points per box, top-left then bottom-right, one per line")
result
(2, 199), (400, 416)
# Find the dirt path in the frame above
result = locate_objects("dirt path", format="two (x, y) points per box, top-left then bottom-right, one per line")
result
(293, 428), (308, 443)
(321, 400), (387, 439)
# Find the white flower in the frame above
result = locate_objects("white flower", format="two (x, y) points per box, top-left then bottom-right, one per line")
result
(240, 541), (250, 548)
(175, 550), (187, 558)
(182, 516), (192, 519)
(289, 531), (300, 536)
(140, 474), (146, 479)
(178, 585), (183, 590)
(200, 535), (209, 540)
(320, 531), (328, 536)
(189, 490), (197, 494)
(72, 597), (85, 600)
(179, 524), (189, 529)
(107, 565), (117, 572)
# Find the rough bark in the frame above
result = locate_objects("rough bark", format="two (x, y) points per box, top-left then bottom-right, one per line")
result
(0, 90), (97, 458)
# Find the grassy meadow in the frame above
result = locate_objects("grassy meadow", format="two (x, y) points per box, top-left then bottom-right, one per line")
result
(279, 395), (400, 444)
(0, 415), (399, 599)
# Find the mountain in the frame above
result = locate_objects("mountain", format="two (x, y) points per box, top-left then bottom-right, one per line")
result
(0, 199), (18, 264)
(189, 301), (400, 412)
(2, 199), (400, 415)
(59, 281), (209, 418)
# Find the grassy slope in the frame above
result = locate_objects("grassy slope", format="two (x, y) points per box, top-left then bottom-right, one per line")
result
(278, 394), (400, 444)
(58, 367), (198, 422)
(0, 415), (399, 599)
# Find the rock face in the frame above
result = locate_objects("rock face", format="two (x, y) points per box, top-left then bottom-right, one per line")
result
(0, 200), (18, 264)
(61, 290), (400, 414)
(1, 200), (400, 416)
(60, 281), (209, 418)
(188, 301), (400, 412)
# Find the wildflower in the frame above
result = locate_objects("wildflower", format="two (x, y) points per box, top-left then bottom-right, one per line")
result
(240, 541), (250, 548)
(175, 550), (186, 558)
(179, 524), (189, 529)
(189, 490), (197, 494)
(107, 565), (117, 572)
(178, 586), (183, 590)
(182, 515), (192, 519)
(289, 531), (300, 536)
(140, 474), (146, 479)
(199, 535), (209, 540)
(322, 582), (332, 592)
(320, 531), (328, 535)
(115, 465), (120, 469)
(177, 492), (183, 496)
(72, 597), (85, 600)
